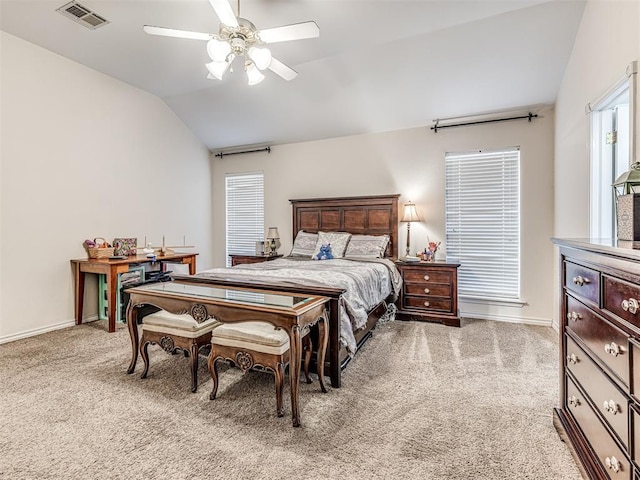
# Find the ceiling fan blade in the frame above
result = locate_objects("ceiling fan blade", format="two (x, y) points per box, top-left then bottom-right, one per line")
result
(208, 0), (239, 28)
(258, 21), (319, 44)
(143, 25), (212, 41)
(268, 58), (298, 81)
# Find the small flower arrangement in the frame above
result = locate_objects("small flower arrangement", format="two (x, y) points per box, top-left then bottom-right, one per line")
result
(419, 240), (441, 262)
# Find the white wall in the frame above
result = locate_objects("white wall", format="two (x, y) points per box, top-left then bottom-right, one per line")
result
(555, 0), (640, 238)
(0, 32), (213, 342)
(553, 0), (640, 327)
(212, 106), (556, 325)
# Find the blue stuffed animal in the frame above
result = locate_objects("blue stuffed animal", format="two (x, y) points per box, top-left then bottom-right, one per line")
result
(316, 243), (334, 260)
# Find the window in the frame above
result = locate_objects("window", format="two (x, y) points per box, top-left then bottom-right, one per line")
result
(225, 172), (264, 267)
(589, 62), (636, 239)
(445, 148), (521, 301)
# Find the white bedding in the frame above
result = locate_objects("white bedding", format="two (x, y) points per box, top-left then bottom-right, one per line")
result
(196, 257), (402, 354)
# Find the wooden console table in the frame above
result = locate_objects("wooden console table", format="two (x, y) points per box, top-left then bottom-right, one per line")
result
(71, 253), (197, 333)
(125, 280), (329, 427)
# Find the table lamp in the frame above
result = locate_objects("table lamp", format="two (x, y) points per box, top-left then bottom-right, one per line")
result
(266, 227), (280, 255)
(400, 202), (421, 258)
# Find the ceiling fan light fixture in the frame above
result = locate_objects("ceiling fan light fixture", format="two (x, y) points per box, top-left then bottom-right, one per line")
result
(207, 37), (231, 62)
(246, 61), (265, 86)
(247, 46), (272, 70)
(206, 55), (234, 80)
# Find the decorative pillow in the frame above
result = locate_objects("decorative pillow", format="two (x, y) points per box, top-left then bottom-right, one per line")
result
(312, 231), (351, 259)
(344, 234), (390, 258)
(289, 230), (318, 257)
(314, 244), (334, 260)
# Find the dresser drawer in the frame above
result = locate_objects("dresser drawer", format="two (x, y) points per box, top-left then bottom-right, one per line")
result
(566, 376), (631, 479)
(402, 268), (452, 285)
(603, 276), (640, 329)
(404, 283), (451, 297)
(566, 336), (629, 448)
(565, 261), (600, 305)
(402, 296), (451, 313)
(566, 295), (630, 387)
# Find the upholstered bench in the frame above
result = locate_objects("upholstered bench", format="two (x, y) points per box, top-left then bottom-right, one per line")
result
(139, 310), (219, 393)
(208, 321), (313, 417)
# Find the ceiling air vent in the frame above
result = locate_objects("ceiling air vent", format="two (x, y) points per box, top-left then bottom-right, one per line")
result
(56, 1), (110, 30)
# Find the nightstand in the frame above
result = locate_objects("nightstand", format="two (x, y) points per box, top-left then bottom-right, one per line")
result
(230, 254), (283, 267)
(394, 260), (460, 327)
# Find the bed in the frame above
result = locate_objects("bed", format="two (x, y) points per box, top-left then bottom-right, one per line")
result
(176, 194), (401, 388)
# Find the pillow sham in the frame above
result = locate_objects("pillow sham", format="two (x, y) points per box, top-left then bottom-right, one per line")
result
(289, 231), (318, 257)
(344, 234), (390, 258)
(312, 231), (352, 259)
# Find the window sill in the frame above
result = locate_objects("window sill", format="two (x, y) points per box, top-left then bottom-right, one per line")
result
(459, 295), (527, 308)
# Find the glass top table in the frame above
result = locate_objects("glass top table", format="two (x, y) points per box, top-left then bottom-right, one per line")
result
(124, 280), (330, 427)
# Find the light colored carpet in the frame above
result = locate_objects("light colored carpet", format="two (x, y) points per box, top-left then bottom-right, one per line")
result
(0, 318), (582, 480)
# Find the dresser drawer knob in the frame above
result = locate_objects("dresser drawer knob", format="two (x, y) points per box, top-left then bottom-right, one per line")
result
(572, 275), (590, 286)
(424, 301), (430, 307)
(603, 399), (620, 415)
(604, 342), (623, 357)
(621, 298), (639, 314)
(566, 353), (578, 365)
(423, 275), (430, 281)
(424, 288), (430, 294)
(566, 311), (581, 322)
(568, 396), (580, 407)
(605, 456), (621, 473)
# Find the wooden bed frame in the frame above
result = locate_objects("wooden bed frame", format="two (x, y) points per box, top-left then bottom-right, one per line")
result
(178, 194), (400, 388)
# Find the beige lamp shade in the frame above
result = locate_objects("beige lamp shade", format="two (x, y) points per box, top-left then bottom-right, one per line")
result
(266, 227), (280, 239)
(401, 203), (421, 223)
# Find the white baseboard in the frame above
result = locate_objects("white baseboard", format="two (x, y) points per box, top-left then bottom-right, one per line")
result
(461, 310), (552, 327)
(0, 315), (99, 345)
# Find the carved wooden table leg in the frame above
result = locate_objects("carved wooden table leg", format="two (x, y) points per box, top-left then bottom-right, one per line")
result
(288, 324), (302, 427)
(316, 312), (329, 394)
(208, 354), (220, 400)
(190, 341), (199, 393)
(126, 302), (139, 374)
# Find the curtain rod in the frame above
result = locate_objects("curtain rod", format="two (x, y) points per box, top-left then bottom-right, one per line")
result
(430, 112), (538, 133)
(214, 146), (271, 158)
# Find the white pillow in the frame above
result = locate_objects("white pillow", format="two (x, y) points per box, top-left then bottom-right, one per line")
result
(344, 234), (390, 258)
(289, 231), (318, 257)
(312, 231), (352, 259)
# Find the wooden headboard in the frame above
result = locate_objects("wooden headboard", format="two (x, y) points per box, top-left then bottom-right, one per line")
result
(289, 194), (400, 259)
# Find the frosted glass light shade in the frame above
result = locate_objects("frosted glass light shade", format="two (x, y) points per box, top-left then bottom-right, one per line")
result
(246, 62), (265, 85)
(248, 46), (272, 70)
(207, 38), (231, 62)
(206, 57), (232, 80)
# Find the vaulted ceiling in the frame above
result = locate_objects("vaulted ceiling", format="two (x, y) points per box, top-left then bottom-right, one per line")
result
(0, 0), (585, 151)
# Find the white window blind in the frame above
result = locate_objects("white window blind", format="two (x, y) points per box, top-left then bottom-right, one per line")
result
(445, 148), (521, 301)
(225, 172), (264, 267)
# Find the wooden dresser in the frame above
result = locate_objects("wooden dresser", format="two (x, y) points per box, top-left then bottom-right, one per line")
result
(394, 261), (460, 327)
(553, 238), (640, 480)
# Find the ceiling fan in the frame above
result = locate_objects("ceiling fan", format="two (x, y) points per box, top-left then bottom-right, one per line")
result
(143, 0), (319, 85)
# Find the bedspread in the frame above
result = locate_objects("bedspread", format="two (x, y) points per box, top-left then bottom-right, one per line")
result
(196, 257), (402, 354)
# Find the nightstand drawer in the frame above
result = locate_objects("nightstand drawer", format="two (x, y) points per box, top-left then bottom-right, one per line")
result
(404, 283), (451, 297)
(402, 269), (452, 285)
(403, 296), (451, 312)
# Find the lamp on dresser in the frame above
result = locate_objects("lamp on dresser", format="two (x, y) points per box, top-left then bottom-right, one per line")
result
(400, 202), (421, 258)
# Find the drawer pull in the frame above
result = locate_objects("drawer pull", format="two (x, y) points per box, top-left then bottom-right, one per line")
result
(566, 311), (581, 322)
(572, 275), (590, 286)
(424, 288), (430, 294)
(605, 456), (621, 473)
(568, 396), (580, 407)
(604, 342), (623, 357)
(621, 298), (639, 314)
(423, 275), (430, 281)
(603, 399), (620, 415)
(566, 353), (578, 365)
(424, 301), (430, 307)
